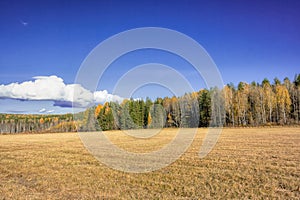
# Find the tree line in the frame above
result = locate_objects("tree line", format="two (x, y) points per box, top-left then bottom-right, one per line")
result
(93, 75), (299, 130)
(0, 113), (76, 134)
(1, 74), (299, 134)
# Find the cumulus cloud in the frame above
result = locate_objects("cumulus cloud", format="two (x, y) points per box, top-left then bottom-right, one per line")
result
(0, 75), (124, 108)
(94, 90), (123, 104)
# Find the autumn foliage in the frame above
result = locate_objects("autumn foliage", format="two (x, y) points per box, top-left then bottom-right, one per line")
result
(1, 75), (300, 133)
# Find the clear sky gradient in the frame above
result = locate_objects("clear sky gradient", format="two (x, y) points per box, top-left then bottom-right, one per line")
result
(0, 0), (299, 113)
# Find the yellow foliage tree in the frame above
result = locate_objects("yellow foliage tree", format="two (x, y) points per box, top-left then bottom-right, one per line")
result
(94, 104), (103, 117)
(147, 112), (152, 127)
(275, 85), (291, 124)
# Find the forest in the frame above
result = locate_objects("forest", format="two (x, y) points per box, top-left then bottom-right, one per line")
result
(1, 74), (299, 134)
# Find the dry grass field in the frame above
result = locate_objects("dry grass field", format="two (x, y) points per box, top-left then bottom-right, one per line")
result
(0, 128), (299, 199)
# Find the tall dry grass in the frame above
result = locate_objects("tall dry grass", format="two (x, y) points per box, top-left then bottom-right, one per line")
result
(0, 128), (299, 199)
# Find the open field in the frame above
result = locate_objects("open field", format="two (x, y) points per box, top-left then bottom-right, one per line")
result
(0, 128), (299, 199)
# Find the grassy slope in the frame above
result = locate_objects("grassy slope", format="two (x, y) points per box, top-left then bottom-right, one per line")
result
(0, 128), (299, 199)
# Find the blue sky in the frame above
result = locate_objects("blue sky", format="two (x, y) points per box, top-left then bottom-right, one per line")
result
(0, 0), (299, 114)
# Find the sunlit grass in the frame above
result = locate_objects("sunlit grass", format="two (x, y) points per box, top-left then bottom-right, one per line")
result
(0, 128), (299, 199)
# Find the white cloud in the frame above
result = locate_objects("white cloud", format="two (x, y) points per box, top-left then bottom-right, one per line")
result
(94, 90), (123, 104)
(0, 75), (124, 108)
(39, 108), (55, 113)
(39, 108), (46, 113)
